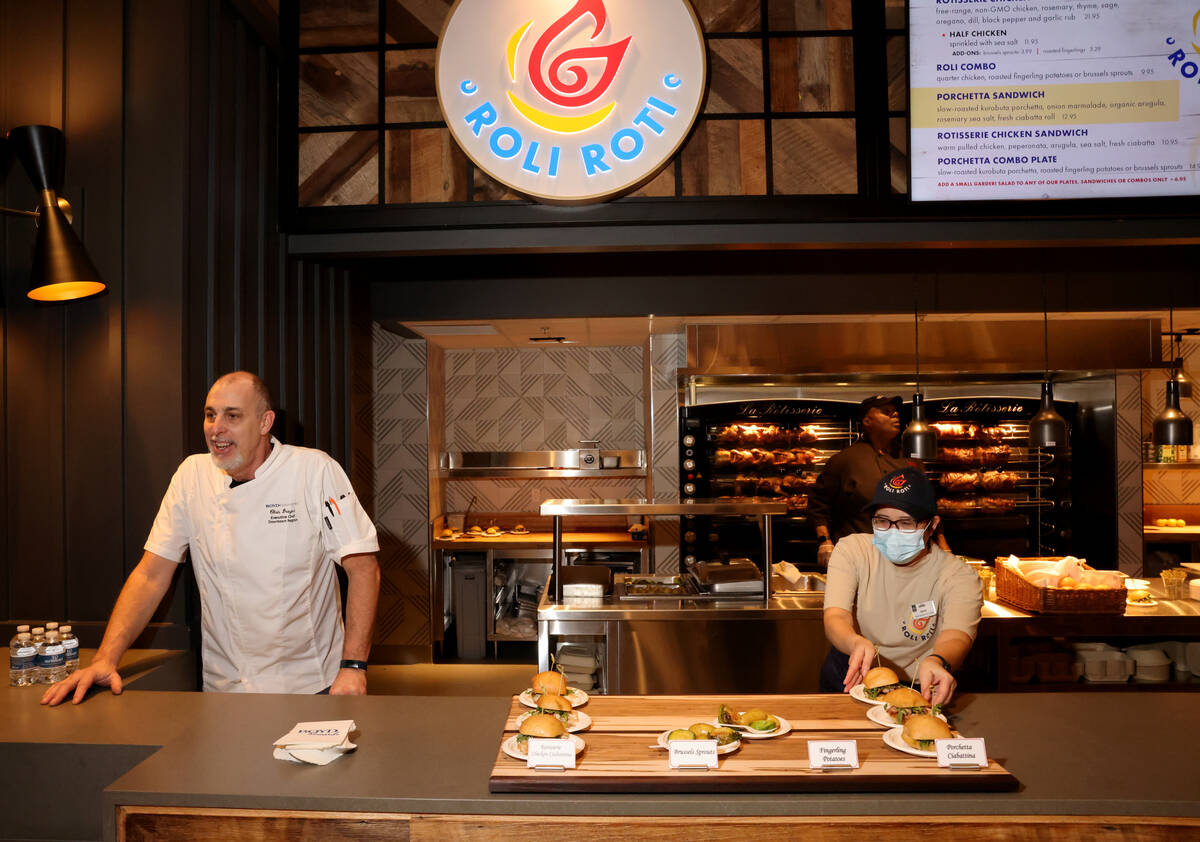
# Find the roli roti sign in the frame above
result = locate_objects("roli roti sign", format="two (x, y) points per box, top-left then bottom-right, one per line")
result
(436, 0), (707, 204)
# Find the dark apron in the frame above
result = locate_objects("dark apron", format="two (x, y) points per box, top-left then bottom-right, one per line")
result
(819, 646), (851, 693)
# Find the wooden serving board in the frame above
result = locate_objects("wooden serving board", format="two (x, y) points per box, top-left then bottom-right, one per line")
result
(489, 694), (1018, 794)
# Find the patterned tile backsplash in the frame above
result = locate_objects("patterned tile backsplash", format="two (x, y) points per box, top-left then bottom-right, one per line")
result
(372, 331), (432, 647)
(445, 346), (644, 451)
(650, 332), (687, 573)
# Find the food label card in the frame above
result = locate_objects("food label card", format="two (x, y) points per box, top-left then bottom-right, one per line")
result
(669, 739), (718, 769)
(527, 738), (576, 769)
(807, 740), (859, 769)
(936, 738), (987, 769)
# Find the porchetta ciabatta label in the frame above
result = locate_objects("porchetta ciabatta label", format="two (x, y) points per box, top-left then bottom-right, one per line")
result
(936, 738), (987, 768)
(527, 738), (576, 769)
(807, 739), (859, 770)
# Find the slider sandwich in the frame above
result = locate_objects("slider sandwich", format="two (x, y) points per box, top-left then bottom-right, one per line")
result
(863, 666), (903, 699)
(515, 713), (570, 754)
(530, 670), (567, 696)
(880, 687), (942, 724)
(533, 692), (576, 727)
(901, 713), (953, 751)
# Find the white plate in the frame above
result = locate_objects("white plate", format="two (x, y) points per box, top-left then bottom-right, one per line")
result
(848, 683), (888, 705)
(1127, 597), (1158, 608)
(500, 733), (585, 762)
(519, 688), (589, 708)
(711, 715), (792, 739)
(882, 725), (957, 758)
(866, 704), (948, 728)
(516, 709), (592, 733)
(656, 730), (740, 754)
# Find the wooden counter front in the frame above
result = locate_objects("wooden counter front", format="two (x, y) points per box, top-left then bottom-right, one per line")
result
(489, 694), (1016, 794)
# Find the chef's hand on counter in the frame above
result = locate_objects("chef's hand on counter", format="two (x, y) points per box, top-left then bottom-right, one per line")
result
(41, 551), (177, 706)
(40, 657), (123, 706)
(330, 667), (368, 695)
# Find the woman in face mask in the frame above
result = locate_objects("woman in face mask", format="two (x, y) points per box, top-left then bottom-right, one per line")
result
(819, 467), (983, 706)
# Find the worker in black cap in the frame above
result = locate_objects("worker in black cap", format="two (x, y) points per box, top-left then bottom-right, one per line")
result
(809, 395), (908, 566)
(820, 467), (982, 705)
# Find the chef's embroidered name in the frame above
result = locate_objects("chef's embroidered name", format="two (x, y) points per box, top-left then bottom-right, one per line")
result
(267, 504), (299, 524)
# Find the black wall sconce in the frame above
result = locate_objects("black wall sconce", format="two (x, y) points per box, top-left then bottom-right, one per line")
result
(0, 125), (105, 302)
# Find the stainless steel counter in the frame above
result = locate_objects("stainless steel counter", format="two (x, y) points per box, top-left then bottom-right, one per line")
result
(540, 498), (787, 606)
(537, 578), (1200, 694)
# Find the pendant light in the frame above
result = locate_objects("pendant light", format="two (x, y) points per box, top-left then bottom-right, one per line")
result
(902, 292), (938, 461)
(1154, 303), (1193, 447)
(1029, 282), (1068, 449)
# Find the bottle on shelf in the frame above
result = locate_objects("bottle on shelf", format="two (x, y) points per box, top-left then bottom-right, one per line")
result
(35, 631), (67, 685)
(9, 630), (36, 686)
(59, 625), (78, 675)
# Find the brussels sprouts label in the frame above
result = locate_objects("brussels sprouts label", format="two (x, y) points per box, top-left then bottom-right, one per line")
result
(668, 739), (718, 769)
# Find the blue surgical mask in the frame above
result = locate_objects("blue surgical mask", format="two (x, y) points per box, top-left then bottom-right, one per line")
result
(872, 527), (928, 564)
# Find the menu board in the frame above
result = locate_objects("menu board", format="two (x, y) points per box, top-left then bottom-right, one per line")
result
(909, 0), (1200, 201)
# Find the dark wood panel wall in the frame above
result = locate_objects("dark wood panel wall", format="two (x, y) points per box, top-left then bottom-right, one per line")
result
(0, 1), (360, 637)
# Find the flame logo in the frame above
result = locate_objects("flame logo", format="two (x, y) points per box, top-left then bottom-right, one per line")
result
(529, 0), (631, 109)
(888, 475), (908, 490)
(506, 0), (631, 134)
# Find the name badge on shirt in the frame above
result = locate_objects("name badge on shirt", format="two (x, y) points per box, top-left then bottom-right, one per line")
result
(910, 600), (937, 620)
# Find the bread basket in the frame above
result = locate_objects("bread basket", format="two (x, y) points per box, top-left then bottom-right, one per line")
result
(994, 556), (1126, 614)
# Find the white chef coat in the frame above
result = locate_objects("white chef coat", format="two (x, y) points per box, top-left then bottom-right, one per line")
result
(145, 437), (379, 693)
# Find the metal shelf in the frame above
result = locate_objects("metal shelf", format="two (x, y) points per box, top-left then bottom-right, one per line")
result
(443, 468), (646, 480)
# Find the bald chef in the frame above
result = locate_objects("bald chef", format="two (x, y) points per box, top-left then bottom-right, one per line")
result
(43, 372), (380, 704)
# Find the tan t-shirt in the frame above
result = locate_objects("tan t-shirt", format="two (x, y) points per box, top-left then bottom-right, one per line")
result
(825, 534), (982, 680)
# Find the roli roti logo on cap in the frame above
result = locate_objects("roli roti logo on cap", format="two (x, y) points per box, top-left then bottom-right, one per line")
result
(436, 0), (707, 204)
(887, 474), (911, 492)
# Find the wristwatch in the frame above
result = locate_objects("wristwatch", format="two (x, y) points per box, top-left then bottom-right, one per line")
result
(339, 659), (368, 671)
(925, 653), (952, 672)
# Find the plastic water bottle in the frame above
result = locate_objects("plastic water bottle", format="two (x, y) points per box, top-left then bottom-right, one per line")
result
(59, 625), (78, 675)
(35, 631), (66, 684)
(9, 631), (36, 686)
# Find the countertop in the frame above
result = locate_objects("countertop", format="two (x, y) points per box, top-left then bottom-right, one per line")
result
(85, 692), (1199, 834)
(1, 685), (1197, 839)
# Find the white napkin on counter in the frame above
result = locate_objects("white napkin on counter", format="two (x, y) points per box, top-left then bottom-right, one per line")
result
(273, 719), (357, 765)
